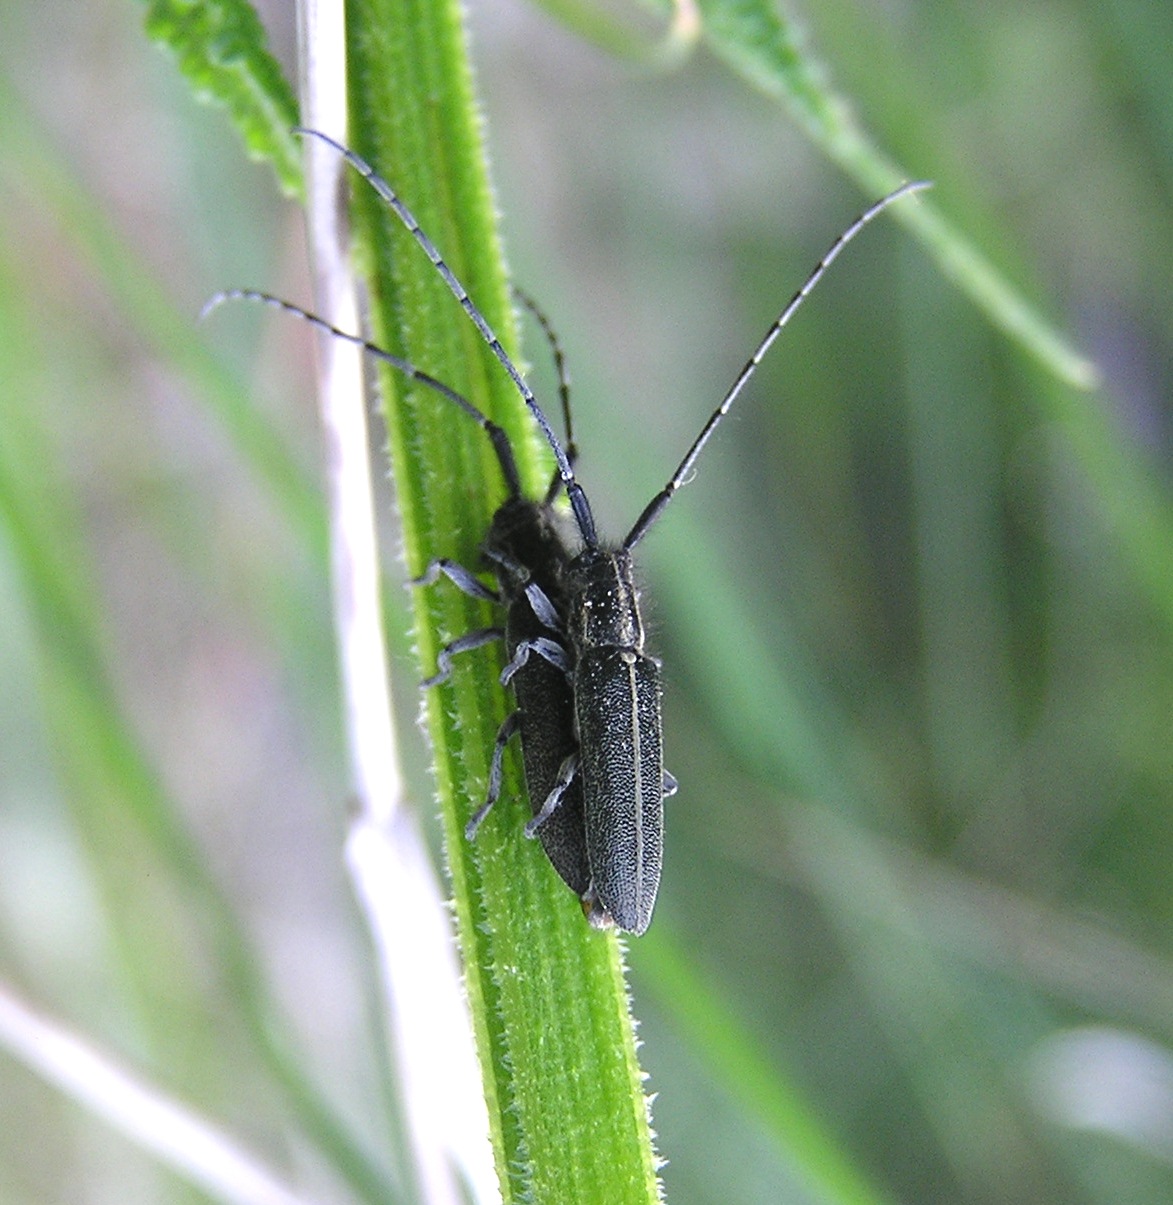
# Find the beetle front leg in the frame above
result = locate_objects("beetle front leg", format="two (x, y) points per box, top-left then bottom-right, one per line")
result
(412, 556), (500, 602)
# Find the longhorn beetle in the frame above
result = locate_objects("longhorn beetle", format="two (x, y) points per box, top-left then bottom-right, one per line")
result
(204, 283), (597, 904)
(209, 127), (929, 933)
(413, 288), (594, 901)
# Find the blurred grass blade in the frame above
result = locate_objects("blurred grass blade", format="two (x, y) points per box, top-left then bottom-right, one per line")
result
(297, 2), (498, 1197)
(638, 934), (899, 1205)
(528, 0), (701, 66)
(142, 0), (302, 196)
(0, 81), (324, 559)
(0, 983), (321, 1205)
(0, 124), (398, 1205)
(695, 0), (1097, 390)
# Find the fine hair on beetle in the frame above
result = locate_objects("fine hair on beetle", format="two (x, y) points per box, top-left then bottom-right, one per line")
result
(205, 128), (930, 934)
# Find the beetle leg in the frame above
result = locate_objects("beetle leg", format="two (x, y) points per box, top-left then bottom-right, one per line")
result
(413, 556), (500, 602)
(464, 710), (523, 839)
(500, 636), (572, 685)
(421, 627), (503, 688)
(525, 750), (580, 837)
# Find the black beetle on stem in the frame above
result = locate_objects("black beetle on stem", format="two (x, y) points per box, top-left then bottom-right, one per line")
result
(207, 128), (928, 934)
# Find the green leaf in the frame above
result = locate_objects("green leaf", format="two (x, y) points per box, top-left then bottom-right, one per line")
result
(142, 0), (301, 196)
(695, 0), (1097, 390)
(344, 0), (662, 1199)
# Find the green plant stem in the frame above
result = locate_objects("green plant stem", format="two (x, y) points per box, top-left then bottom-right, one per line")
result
(345, 0), (662, 1200)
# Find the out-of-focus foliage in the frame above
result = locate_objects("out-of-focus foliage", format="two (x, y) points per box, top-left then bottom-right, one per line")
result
(1, 0), (1171, 1202)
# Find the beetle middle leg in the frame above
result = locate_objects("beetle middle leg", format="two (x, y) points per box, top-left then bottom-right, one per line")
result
(413, 555), (505, 687)
(500, 636), (572, 684)
(420, 626), (504, 688)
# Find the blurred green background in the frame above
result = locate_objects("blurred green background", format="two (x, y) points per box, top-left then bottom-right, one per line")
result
(2, 0), (1172, 1202)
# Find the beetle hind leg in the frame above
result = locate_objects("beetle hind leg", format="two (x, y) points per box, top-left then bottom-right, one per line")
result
(465, 710), (523, 839)
(524, 751), (580, 838)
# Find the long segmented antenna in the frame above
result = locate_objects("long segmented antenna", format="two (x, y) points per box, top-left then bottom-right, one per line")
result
(294, 128), (598, 547)
(623, 179), (931, 550)
(512, 285), (578, 501)
(200, 289), (525, 499)
(260, 131), (925, 556)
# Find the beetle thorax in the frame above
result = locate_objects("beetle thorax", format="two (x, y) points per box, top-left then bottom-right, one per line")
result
(566, 548), (645, 652)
